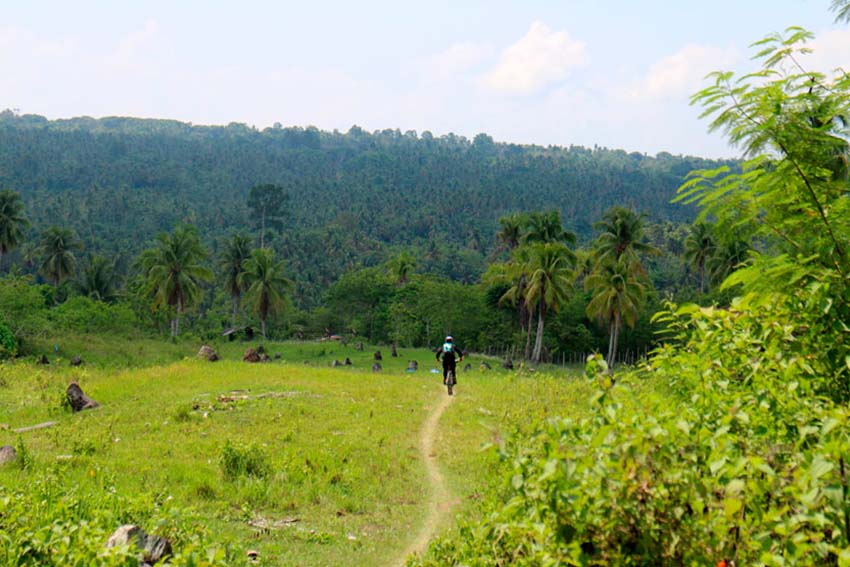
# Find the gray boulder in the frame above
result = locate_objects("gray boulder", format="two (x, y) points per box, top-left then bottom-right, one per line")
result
(0, 445), (16, 465)
(372, 363), (382, 372)
(197, 345), (219, 362)
(105, 525), (172, 565)
(70, 355), (83, 366)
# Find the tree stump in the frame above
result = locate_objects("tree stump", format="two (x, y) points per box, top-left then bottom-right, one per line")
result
(105, 525), (172, 565)
(70, 355), (83, 366)
(407, 360), (418, 371)
(197, 345), (219, 362)
(503, 359), (514, 370)
(374, 351), (382, 361)
(391, 344), (398, 357)
(344, 358), (352, 366)
(356, 342), (364, 351)
(332, 359), (343, 367)
(38, 355), (50, 365)
(0, 445), (16, 465)
(67, 382), (99, 412)
(372, 363), (382, 372)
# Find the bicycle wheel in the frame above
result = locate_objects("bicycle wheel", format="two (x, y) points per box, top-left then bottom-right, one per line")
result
(447, 370), (454, 396)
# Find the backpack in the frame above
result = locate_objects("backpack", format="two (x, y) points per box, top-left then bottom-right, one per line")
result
(442, 342), (454, 353)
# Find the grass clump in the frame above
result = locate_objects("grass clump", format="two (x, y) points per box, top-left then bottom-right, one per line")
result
(220, 440), (272, 480)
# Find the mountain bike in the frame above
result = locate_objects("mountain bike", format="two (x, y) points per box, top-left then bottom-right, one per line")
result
(445, 369), (455, 396)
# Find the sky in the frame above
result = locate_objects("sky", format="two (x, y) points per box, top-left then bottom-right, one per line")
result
(1, 0), (848, 158)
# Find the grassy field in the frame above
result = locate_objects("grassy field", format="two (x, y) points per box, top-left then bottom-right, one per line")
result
(0, 339), (587, 566)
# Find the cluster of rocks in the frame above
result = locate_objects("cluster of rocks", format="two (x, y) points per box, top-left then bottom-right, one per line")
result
(243, 348), (271, 363)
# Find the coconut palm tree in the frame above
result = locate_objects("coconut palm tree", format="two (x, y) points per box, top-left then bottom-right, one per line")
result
(592, 206), (659, 277)
(0, 190), (28, 272)
(219, 233), (253, 328)
(492, 245), (536, 359)
(495, 212), (527, 255)
(523, 210), (576, 245)
(386, 251), (417, 285)
(139, 225), (212, 338)
(38, 226), (82, 287)
(239, 248), (294, 340)
(524, 242), (576, 363)
(708, 238), (751, 285)
(585, 256), (647, 372)
(683, 222), (716, 293)
(76, 255), (119, 302)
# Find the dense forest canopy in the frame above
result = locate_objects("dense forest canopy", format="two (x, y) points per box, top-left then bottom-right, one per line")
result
(0, 110), (733, 305)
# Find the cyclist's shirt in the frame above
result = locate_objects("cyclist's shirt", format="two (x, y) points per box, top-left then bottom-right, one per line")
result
(436, 342), (463, 364)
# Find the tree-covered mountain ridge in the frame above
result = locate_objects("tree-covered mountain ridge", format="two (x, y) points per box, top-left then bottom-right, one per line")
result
(0, 110), (734, 303)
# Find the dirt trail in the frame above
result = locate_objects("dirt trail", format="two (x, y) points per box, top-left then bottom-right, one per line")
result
(395, 393), (455, 566)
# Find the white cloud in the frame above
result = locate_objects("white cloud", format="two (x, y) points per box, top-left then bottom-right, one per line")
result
(424, 41), (492, 82)
(105, 19), (159, 69)
(482, 21), (586, 95)
(807, 29), (850, 74)
(636, 44), (739, 100)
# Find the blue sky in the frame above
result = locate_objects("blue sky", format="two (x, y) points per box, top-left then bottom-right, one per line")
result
(1, 1), (847, 157)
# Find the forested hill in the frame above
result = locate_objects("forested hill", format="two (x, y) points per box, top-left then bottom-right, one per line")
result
(0, 111), (732, 304)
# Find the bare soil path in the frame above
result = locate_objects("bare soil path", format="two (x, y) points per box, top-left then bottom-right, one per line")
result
(395, 392), (455, 566)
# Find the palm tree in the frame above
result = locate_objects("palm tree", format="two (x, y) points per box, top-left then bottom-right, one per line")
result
(493, 246), (535, 359)
(523, 243), (576, 363)
(139, 225), (212, 338)
(76, 255), (119, 302)
(495, 212), (527, 254)
(683, 222), (716, 294)
(219, 233), (253, 328)
(708, 238), (751, 285)
(387, 251), (416, 285)
(38, 226), (82, 286)
(585, 256), (647, 372)
(523, 210), (576, 245)
(0, 190), (28, 272)
(592, 206), (659, 277)
(239, 248), (294, 340)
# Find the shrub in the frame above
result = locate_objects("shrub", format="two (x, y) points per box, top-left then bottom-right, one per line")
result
(0, 322), (16, 360)
(220, 440), (272, 480)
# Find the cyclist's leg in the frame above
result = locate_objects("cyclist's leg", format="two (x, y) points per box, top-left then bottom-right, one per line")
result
(448, 359), (456, 383)
(442, 359), (449, 384)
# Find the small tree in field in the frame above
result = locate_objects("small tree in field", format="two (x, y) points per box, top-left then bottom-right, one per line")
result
(239, 248), (293, 340)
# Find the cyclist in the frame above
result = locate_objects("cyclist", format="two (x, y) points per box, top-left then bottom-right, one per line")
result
(435, 336), (464, 385)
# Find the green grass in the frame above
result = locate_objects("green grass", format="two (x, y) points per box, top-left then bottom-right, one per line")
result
(0, 339), (585, 566)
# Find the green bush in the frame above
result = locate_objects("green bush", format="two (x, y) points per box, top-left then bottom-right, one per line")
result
(0, 322), (16, 360)
(50, 296), (138, 334)
(220, 440), (272, 480)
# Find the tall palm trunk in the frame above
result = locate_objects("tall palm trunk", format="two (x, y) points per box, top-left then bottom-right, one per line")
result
(606, 318), (616, 368)
(0, 250), (3, 272)
(607, 313), (621, 374)
(231, 292), (240, 329)
(532, 298), (546, 363)
(698, 260), (705, 294)
(173, 298), (184, 338)
(261, 318), (267, 340)
(524, 307), (534, 359)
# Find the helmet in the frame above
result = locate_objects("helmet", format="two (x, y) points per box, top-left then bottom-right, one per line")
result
(445, 336), (453, 342)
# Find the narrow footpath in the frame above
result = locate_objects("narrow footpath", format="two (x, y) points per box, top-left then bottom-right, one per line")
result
(395, 393), (455, 566)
